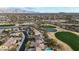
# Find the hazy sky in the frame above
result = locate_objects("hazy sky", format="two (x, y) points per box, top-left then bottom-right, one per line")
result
(25, 7), (79, 13)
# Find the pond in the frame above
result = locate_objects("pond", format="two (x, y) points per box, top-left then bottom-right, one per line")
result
(46, 28), (57, 32)
(0, 26), (16, 29)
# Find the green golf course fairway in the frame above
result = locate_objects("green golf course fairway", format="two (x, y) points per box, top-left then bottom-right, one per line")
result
(55, 32), (79, 51)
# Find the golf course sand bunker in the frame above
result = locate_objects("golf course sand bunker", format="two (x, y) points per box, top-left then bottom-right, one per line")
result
(55, 32), (79, 51)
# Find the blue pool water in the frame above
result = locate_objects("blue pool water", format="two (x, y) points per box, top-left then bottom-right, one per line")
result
(45, 48), (52, 51)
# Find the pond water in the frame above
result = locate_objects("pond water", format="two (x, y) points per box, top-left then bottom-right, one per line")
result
(46, 28), (57, 32)
(0, 26), (16, 29)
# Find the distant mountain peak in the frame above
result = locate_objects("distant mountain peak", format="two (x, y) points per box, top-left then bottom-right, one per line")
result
(0, 7), (37, 13)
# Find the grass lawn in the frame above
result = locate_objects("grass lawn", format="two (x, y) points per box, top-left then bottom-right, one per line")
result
(55, 31), (79, 51)
(0, 23), (15, 26)
(40, 25), (56, 28)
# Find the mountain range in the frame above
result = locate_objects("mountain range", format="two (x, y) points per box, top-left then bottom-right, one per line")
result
(0, 7), (37, 13)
